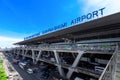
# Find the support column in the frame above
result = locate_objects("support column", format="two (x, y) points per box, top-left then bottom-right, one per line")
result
(113, 44), (119, 80)
(16, 49), (20, 58)
(32, 49), (35, 64)
(22, 49), (24, 55)
(35, 50), (42, 64)
(66, 51), (84, 79)
(54, 50), (65, 77)
(22, 50), (27, 60)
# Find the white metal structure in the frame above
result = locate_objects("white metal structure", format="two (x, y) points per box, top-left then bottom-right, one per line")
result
(12, 13), (120, 80)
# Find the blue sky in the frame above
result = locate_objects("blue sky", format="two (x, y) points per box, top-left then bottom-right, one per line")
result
(0, 0), (120, 48)
(0, 0), (84, 38)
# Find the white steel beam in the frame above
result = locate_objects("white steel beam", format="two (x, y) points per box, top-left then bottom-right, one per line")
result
(22, 49), (24, 56)
(22, 50), (28, 60)
(35, 50), (42, 64)
(54, 50), (65, 77)
(16, 49), (20, 58)
(66, 51), (84, 79)
(32, 49), (35, 64)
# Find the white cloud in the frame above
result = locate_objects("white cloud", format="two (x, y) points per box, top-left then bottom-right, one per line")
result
(78, 0), (120, 16)
(0, 36), (23, 48)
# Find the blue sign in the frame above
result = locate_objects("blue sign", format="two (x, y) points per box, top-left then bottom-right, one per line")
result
(24, 7), (105, 40)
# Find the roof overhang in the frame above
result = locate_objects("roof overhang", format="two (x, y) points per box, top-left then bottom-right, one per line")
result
(15, 12), (120, 45)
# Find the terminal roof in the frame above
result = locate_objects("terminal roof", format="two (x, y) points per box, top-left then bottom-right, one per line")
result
(15, 12), (120, 45)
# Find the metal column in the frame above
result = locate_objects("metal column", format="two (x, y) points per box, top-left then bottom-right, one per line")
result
(16, 49), (20, 58)
(54, 50), (65, 77)
(22, 49), (28, 60)
(32, 49), (35, 64)
(22, 49), (24, 56)
(114, 44), (120, 80)
(66, 51), (84, 79)
(35, 50), (42, 64)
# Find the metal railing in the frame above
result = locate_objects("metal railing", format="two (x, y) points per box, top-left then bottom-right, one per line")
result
(21, 43), (117, 52)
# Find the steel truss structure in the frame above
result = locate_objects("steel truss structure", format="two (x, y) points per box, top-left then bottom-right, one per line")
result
(12, 12), (120, 80)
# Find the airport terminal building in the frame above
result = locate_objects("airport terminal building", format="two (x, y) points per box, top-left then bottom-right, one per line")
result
(12, 12), (120, 80)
